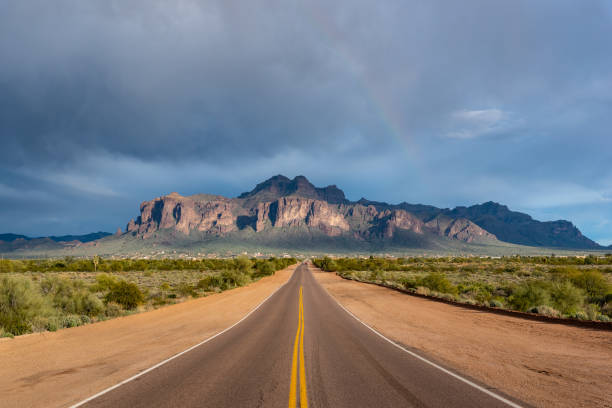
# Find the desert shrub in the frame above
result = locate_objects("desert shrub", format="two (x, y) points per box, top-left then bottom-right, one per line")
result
(572, 311), (588, 320)
(489, 299), (503, 308)
(584, 304), (600, 321)
(61, 315), (83, 328)
(602, 302), (612, 318)
(104, 280), (144, 310)
(418, 273), (457, 294)
(508, 281), (551, 312)
(531, 305), (561, 318)
(314, 257), (337, 272)
(92, 274), (119, 292)
(253, 261), (275, 278)
(41, 277), (104, 316)
(176, 283), (198, 298)
(197, 274), (225, 291)
(368, 269), (384, 282)
(45, 317), (60, 331)
(439, 293), (456, 301)
(0, 275), (49, 335)
(0, 327), (15, 338)
(398, 276), (418, 290)
(415, 286), (431, 296)
(233, 257), (252, 273)
(549, 281), (584, 315)
(220, 269), (250, 289)
(570, 270), (610, 299)
(104, 302), (122, 317)
(458, 282), (494, 303)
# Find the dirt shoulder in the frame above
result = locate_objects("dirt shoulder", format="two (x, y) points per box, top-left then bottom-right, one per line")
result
(312, 268), (612, 408)
(0, 265), (296, 408)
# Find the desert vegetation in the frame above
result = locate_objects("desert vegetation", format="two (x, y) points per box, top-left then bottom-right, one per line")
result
(313, 255), (612, 322)
(0, 257), (296, 337)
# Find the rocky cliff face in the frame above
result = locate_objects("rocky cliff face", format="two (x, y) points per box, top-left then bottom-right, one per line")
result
(125, 176), (497, 244)
(123, 175), (602, 249)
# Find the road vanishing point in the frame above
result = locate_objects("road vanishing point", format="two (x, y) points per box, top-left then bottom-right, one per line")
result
(75, 263), (525, 408)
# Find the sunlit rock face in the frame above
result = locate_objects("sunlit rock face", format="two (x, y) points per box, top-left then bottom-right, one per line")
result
(124, 175), (601, 249)
(125, 175), (497, 243)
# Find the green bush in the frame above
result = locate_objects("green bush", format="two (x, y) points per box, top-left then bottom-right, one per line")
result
(418, 273), (457, 294)
(104, 302), (122, 317)
(61, 315), (83, 328)
(41, 277), (104, 316)
(220, 269), (250, 289)
(489, 299), (503, 308)
(176, 283), (198, 298)
(0, 275), (49, 335)
(104, 280), (144, 310)
(314, 257), (337, 272)
(253, 261), (275, 278)
(233, 257), (252, 273)
(531, 305), (561, 318)
(549, 281), (584, 315)
(197, 275), (224, 291)
(509, 281), (551, 312)
(570, 270), (610, 299)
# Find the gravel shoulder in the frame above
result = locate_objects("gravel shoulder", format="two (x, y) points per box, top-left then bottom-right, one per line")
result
(312, 268), (612, 408)
(0, 265), (296, 408)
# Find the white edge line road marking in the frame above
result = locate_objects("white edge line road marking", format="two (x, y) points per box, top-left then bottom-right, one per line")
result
(328, 290), (524, 408)
(68, 271), (294, 408)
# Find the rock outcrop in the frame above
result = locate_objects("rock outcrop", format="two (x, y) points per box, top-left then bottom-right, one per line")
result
(124, 175), (498, 244)
(122, 175), (602, 249)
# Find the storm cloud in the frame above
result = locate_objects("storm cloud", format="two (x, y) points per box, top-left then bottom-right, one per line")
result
(1, 0), (611, 244)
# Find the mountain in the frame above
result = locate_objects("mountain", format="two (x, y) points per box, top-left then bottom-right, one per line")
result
(1, 175), (603, 256)
(122, 175), (600, 251)
(441, 202), (599, 249)
(0, 232), (111, 243)
(124, 175), (494, 247)
(0, 232), (112, 253)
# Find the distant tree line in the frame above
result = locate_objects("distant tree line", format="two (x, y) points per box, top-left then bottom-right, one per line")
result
(0, 257), (297, 274)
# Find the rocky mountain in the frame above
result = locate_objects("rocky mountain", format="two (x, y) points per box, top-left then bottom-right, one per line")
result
(441, 202), (600, 249)
(124, 174), (597, 249)
(2, 175), (604, 255)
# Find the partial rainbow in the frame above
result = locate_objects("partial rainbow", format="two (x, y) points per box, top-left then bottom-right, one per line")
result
(303, 3), (421, 162)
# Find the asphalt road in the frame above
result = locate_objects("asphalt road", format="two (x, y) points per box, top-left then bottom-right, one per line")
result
(79, 263), (524, 408)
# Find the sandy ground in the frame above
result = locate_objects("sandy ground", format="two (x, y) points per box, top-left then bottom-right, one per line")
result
(312, 269), (612, 408)
(0, 265), (296, 408)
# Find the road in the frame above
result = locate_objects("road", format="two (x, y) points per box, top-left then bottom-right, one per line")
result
(77, 263), (524, 408)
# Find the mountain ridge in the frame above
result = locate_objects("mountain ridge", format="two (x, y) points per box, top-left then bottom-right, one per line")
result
(1, 175), (604, 254)
(123, 175), (602, 250)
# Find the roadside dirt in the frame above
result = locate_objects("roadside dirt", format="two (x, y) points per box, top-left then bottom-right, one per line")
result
(312, 269), (612, 408)
(0, 265), (296, 408)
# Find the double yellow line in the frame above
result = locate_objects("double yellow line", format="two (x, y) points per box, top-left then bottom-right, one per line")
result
(288, 286), (308, 408)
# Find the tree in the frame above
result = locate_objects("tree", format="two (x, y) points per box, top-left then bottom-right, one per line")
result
(93, 255), (100, 272)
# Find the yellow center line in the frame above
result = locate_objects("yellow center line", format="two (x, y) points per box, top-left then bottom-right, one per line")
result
(289, 286), (307, 408)
(299, 287), (308, 408)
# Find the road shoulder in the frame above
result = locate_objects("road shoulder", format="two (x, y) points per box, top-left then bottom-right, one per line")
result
(312, 268), (612, 408)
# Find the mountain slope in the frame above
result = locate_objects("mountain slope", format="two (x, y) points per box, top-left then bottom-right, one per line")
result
(2, 175), (602, 255)
(122, 175), (600, 250)
(442, 202), (600, 249)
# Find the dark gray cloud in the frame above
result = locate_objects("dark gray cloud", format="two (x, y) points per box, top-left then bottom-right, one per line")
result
(1, 0), (611, 244)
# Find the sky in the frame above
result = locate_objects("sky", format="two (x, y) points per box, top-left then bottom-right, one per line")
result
(1, 0), (611, 245)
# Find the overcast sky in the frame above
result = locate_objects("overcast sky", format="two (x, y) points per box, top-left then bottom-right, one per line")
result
(1, 0), (611, 244)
